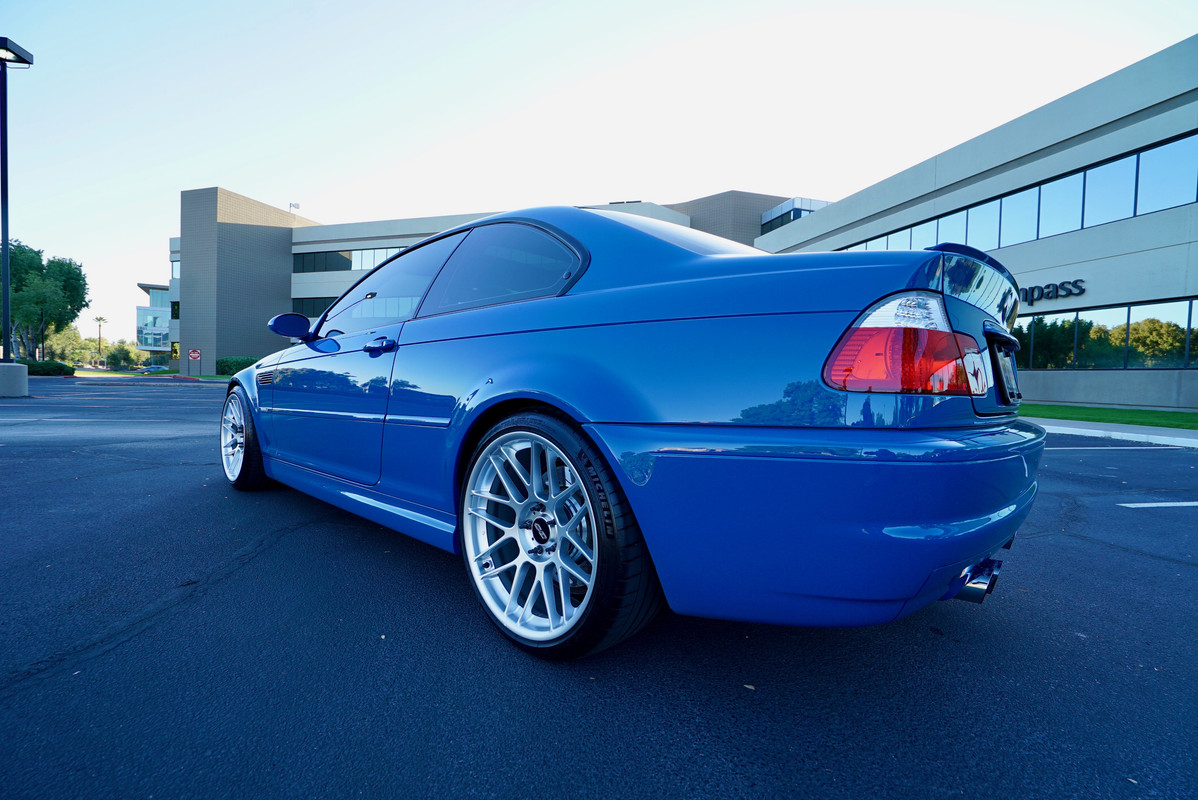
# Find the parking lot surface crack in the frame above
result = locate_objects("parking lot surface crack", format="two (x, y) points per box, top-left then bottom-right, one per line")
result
(0, 521), (315, 702)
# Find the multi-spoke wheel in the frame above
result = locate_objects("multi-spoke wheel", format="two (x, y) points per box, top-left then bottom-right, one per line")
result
(220, 385), (268, 490)
(461, 411), (663, 659)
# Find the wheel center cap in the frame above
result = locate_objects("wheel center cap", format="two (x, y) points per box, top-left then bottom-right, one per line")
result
(531, 517), (553, 545)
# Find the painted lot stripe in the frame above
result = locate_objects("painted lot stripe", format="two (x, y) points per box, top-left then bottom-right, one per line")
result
(1117, 502), (1198, 508)
(1046, 446), (1181, 451)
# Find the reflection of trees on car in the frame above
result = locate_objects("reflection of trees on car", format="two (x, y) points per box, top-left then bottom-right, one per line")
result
(736, 380), (845, 426)
(274, 368), (361, 394)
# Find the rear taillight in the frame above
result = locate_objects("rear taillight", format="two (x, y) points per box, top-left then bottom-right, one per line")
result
(823, 292), (988, 396)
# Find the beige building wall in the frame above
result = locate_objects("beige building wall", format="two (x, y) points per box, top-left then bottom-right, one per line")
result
(668, 190), (788, 245)
(178, 188), (318, 376)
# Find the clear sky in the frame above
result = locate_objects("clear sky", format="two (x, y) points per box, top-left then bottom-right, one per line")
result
(4, 0), (1197, 341)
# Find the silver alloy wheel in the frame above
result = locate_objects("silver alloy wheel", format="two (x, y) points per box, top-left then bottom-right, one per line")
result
(220, 392), (246, 482)
(463, 430), (598, 642)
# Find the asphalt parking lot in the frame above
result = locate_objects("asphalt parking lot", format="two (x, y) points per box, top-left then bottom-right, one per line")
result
(2, 378), (1195, 799)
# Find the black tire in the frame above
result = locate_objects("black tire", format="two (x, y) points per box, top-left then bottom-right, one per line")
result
(460, 411), (664, 659)
(220, 385), (269, 491)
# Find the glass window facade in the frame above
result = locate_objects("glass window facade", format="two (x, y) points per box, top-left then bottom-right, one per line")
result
(136, 305), (171, 351)
(843, 130), (1198, 252)
(1083, 155), (1136, 227)
(937, 211), (966, 245)
(1014, 299), (1196, 370)
(761, 208), (812, 235)
(294, 247), (405, 273)
(1000, 187), (1039, 247)
(1136, 135), (1198, 215)
(966, 200), (1000, 251)
(1038, 173), (1084, 238)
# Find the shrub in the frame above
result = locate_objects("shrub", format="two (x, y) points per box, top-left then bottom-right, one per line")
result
(18, 359), (75, 376)
(216, 356), (258, 376)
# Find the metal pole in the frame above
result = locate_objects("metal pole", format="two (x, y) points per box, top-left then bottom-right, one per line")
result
(1, 60), (13, 362)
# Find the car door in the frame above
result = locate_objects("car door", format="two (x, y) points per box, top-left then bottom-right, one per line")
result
(380, 222), (583, 510)
(267, 232), (467, 485)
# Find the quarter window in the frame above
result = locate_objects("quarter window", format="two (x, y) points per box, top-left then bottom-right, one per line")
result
(418, 224), (580, 316)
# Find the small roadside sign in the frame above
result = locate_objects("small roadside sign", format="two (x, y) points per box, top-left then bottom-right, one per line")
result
(188, 349), (201, 361)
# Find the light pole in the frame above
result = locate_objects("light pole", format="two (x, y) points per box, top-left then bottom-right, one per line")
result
(1, 38), (32, 395)
(95, 315), (106, 367)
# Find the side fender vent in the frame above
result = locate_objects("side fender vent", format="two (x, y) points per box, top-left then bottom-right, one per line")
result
(257, 371), (274, 386)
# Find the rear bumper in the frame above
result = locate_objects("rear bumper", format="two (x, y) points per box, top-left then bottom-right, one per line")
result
(585, 420), (1045, 627)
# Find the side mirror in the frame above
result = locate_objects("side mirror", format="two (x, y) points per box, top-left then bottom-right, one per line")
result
(268, 313), (314, 341)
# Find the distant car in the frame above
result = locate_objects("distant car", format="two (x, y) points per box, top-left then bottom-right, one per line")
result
(219, 206), (1044, 659)
(140, 365), (170, 374)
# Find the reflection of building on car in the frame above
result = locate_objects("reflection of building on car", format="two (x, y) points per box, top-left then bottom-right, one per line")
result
(219, 206), (1044, 659)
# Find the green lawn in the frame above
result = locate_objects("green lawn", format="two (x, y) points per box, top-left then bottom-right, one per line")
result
(1018, 403), (1198, 430)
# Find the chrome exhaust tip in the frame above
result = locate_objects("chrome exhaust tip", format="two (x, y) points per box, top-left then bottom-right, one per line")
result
(954, 558), (1002, 604)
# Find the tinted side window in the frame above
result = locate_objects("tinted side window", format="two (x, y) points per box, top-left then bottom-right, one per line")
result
(320, 232), (466, 336)
(418, 224), (579, 316)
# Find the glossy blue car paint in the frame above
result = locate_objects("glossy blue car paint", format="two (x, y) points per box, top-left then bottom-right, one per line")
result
(585, 420), (1042, 626)
(228, 205), (1044, 632)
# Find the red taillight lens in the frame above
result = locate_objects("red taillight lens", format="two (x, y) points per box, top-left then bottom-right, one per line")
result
(823, 293), (988, 396)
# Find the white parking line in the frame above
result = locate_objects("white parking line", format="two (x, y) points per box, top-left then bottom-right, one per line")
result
(1117, 502), (1198, 508)
(1045, 446), (1181, 450)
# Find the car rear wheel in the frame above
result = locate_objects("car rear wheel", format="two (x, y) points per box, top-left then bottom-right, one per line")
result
(220, 386), (268, 490)
(461, 411), (663, 659)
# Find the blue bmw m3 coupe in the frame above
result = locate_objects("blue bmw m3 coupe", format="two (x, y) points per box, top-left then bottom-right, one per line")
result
(220, 206), (1044, 658)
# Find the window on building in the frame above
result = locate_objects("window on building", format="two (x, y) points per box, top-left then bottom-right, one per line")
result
(909, 220), (938, 250)
(886, 229), (911, 250)
(1074, 306), (1130, 368)
(170, 301), (180, 320)
(1083, 155), (1137, 227)
(966, 200), (1000, 251)
(172, 260), (181, 279)
(418, 224), (578, 317)
(1127, 301), (1189, 368)
(1018, 300), (1195, 371)
(937, 211), (966, 244)
(840, 130), (1198, 253)
(1027, 312), (1080, 369)
(1000, 186), (1039, 247)
(1037, 173), (1084, 238)
(1136, 133), (1198, 215)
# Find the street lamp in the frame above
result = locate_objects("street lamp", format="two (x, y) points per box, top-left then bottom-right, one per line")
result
(1, 37), (33, 379)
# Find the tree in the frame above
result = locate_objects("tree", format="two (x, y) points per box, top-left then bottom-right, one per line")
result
(9, 241), (90, 359)
(44, 324), (90, 364)
(105, 341), (144, 370)
(94, 316), (107, 362)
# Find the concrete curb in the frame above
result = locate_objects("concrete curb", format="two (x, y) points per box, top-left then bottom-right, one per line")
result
(1022, 417), (1198, 449)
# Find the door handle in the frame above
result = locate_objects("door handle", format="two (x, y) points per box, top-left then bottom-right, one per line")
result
(363, 337), (396, 354)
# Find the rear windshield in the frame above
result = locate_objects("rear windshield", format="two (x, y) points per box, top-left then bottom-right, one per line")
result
(589, 209), (764, 256)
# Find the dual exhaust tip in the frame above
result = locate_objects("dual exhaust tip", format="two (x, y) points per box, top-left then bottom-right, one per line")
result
(953, 558), (1002, 603)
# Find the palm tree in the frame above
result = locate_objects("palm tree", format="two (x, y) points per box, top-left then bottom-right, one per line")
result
(94, 316), (107, 366)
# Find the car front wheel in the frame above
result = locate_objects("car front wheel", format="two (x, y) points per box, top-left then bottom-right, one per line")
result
(220, 385), (268, 490)
(461, 411), (663, 659)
